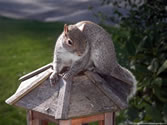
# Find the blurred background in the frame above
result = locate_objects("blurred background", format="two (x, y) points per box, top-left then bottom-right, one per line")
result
(0, 0), (167, 124)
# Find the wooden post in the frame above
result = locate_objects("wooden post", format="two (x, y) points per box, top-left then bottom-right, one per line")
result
(104, 113), (115, 125)
(60, 120), (71, 125)
(27, 110), (41, 125)
(27, 110), (58, 125)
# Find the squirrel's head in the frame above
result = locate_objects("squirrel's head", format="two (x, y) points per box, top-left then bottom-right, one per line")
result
(62, 24), (87, 56)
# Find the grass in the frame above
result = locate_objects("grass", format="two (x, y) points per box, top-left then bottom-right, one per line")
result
(0, 16), (64, 125)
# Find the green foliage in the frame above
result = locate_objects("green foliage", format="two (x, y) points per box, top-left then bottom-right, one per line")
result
(0, 17), (64, 125)
(98, 0), (167, 124)
(110, 0), (167, 124)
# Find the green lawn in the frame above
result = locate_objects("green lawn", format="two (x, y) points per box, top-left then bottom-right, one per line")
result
(0, 16), (64, 125)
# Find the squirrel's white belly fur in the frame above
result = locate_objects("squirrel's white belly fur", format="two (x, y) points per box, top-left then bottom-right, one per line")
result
(57, 46), (81, 66)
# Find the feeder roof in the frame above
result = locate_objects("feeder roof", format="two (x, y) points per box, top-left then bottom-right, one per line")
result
(6, 63), (132, 119)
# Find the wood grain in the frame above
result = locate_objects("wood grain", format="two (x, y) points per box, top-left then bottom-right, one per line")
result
(104, 113), (113, 125)
(5, 68), (52, 105)
(19, 63), (53, 82)
(55, 78), (72, 119)
(85, 71), (129, 110)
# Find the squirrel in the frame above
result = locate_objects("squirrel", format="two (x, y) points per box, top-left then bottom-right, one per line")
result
(50, 21), (136, 99)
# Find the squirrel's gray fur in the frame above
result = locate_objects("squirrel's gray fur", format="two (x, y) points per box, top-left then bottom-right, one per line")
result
(50, 21), (137, 100)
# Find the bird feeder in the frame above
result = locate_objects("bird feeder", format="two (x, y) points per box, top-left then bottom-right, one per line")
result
(6, 63), (132, 125)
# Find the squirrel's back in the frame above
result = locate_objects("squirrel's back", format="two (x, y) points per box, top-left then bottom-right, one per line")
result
(75, 21), (118, 73)
(75, 21), (137, 98)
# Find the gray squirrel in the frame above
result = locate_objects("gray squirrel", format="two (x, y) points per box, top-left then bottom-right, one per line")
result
(50, 21), (136, 99)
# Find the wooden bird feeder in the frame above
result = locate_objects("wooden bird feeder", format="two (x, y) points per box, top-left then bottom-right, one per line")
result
(6, 63), (132, 125)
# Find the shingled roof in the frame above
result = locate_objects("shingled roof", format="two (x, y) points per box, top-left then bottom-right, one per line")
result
(6, 63), (132, 119)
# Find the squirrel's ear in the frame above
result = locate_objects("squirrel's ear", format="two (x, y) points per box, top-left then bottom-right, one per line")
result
(64, 24), (68, 34)
(78, 23), (85, 32)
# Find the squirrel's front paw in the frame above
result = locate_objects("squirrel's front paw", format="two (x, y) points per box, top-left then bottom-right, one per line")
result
(49, 72), (59, 86)
(63, 73), (73, 81)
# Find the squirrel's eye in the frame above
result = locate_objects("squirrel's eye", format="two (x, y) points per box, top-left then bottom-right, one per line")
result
(67, 39), (73, 46)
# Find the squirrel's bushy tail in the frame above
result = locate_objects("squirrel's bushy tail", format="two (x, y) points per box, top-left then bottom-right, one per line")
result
(111, 64), (137, 100)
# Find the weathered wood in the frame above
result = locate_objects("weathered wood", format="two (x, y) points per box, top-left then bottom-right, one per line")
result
(5, 62), (133, 125)
(32, 111), (58, 124)
(85, 71), (128, 110)
(55, 78), (72, 119)
(16, 79), (60, 118)
(6, 63), (130, 119)
(19, 63), (53, 81)
(101, 74), (132, 101)
(68, 76), (117, 118)
(104, 113), (114, 125)
(27, 110), (33, 125)
(5, 68), (52, 105)
(14, 75), (117, 119)
(27, 110), (41, 125)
